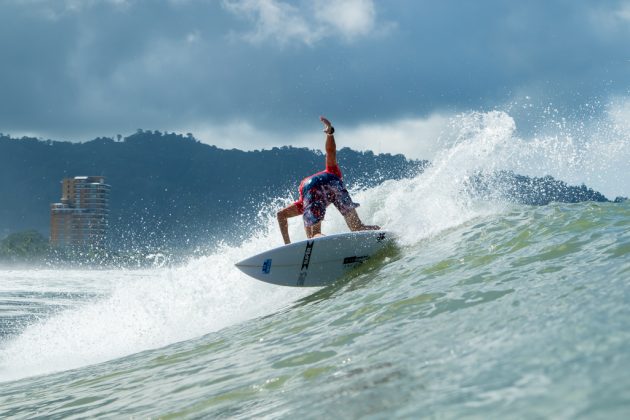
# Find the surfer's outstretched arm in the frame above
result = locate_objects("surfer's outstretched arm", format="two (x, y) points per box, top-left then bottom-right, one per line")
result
(277, 203), (300, 244)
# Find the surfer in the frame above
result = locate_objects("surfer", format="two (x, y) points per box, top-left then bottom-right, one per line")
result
(277, 116), (380, 244)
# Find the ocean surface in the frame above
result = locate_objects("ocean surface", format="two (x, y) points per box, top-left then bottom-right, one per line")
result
(1, 111), (629, 418)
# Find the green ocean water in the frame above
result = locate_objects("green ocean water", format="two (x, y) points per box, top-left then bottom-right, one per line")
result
(1, 110), (629, 418)
(1, 201), (629, 419)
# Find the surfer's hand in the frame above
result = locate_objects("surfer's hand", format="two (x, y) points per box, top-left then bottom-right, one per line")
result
(320, 116), (334, 135)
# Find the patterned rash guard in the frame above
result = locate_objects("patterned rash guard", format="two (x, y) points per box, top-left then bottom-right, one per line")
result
(294, 164), (360, 227)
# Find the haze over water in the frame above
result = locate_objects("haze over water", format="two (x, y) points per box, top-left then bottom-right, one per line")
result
(1, 110), (629, 418)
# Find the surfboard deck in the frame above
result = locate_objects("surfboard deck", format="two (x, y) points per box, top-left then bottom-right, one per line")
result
(235, 230), (395, 287)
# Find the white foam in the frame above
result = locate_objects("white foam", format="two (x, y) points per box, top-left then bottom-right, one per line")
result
(0, 240), (309, 382)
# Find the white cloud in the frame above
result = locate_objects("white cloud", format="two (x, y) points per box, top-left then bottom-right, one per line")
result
(586, 1), (630, 37)
(314, 0), (375, 40)
(13, 0), (131, 20)
(183, 120), (281, 150)
(617, 1), (630, 21)
(327, 115), (451, 159)
(223, 0), (315, 45)
(183, 113), (452, 160)
(222, 0), (381, 46)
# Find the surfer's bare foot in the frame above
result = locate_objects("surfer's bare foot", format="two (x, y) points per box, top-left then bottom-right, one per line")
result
(320, 116), (334, 135)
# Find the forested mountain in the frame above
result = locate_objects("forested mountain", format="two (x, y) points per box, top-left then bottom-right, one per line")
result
(0, 131), (425, 249)
(1, 130), (617, 252)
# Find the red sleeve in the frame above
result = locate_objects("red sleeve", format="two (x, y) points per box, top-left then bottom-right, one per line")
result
(325, 164), (342, 178)
(294, 177), (307, 214)
(294, 199), (304, 214)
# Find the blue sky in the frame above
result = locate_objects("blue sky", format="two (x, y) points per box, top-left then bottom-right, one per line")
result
(1, 0), (630, 158)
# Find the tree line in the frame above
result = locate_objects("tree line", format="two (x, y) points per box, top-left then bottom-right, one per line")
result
(0, 130), (426, 253)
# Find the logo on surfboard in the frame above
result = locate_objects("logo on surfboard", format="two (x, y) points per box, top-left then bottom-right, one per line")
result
(297, 240), (314, 286)
(262, 258), (272, 274)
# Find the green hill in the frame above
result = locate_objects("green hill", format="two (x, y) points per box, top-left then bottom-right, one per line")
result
(0, 131), (425, 250)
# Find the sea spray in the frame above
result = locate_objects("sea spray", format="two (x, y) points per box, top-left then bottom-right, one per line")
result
(2, 113), (518, 380)
(351, 111), (517, 246)
(1, 108), (628, 384)
(0, 240), (310, 381)
(498, 101), (630, 198)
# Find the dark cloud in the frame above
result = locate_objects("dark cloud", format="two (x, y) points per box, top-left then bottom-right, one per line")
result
(1, 0), (629, 141)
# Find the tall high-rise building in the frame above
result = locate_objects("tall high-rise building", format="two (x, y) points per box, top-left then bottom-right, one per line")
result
(50, 176), (110, 248)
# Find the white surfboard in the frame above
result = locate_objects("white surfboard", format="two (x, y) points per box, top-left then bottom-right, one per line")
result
(235, 230), (396, 287)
